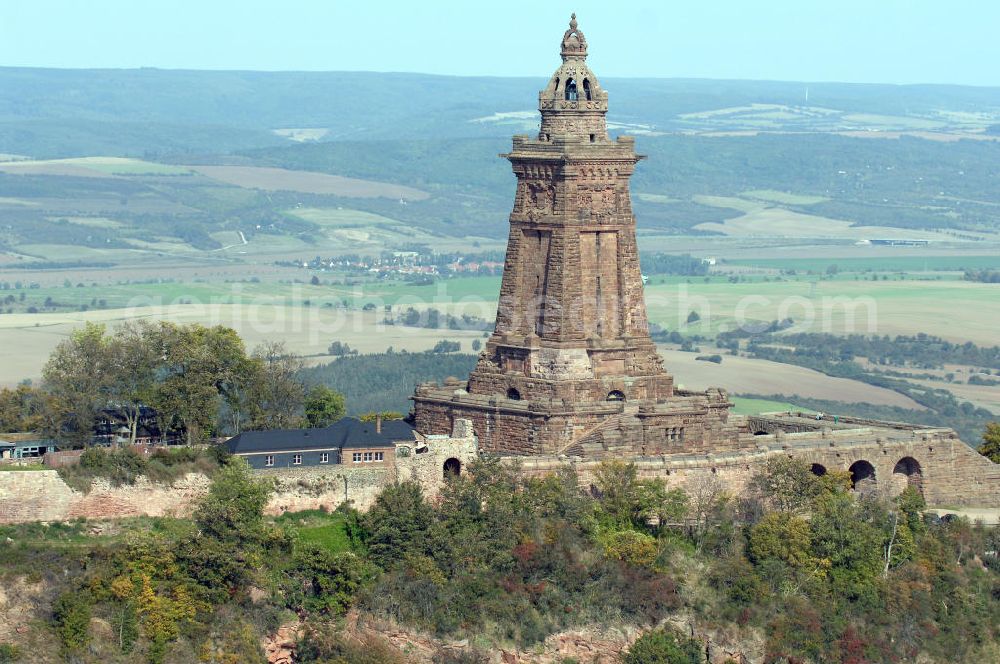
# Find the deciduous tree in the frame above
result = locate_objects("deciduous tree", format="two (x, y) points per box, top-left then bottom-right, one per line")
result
(979, 422), (1000, 463)
(304, 385), (346, 428)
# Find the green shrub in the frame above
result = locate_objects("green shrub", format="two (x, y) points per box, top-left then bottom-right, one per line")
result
(52, 591), (92, 655)
(623, 628), (703, 664)
(0, 643), (20, 663)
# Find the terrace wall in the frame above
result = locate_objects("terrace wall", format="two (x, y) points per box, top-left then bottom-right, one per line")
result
(0, 424), (477, 524)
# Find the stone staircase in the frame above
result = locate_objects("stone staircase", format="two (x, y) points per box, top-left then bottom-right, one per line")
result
(560, 415), (636, 458)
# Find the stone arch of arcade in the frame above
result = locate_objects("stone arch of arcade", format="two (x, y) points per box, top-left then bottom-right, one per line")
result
(892, 456), (923, 495)
(795, 446), (934, 500)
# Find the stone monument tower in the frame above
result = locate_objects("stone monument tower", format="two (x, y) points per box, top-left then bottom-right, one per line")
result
(413, 15), (734, 456)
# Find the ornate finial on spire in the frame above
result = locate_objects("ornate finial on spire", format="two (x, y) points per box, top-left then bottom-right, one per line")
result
(561, 12), (587, 60)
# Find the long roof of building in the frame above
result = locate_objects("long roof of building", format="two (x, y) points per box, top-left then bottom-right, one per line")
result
(225, 417), (414, 454)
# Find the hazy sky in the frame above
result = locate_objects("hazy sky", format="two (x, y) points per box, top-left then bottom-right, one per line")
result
(3, 0), (999, 86)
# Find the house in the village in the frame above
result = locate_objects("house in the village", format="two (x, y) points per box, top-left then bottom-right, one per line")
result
(225, 416), (410, 470)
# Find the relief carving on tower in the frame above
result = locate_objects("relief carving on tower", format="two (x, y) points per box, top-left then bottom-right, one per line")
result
(521, 182), (555, 218)
(576, 185), (617, 220)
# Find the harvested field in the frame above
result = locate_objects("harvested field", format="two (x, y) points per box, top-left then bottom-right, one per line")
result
(695, 207), (960, 241)
(0, 157), (192, 177)
(0, 304), (482, 386)
(660, 348), (925, 409)
(187, 165), (429, 200)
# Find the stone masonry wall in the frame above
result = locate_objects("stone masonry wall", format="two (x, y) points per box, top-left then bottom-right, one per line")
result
(0, 471), (211, 524)
(0, 426), (478, 524)
(518, 428), (1000, 508)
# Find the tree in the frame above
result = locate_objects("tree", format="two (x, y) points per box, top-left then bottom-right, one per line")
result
(286, 545), (370, 614)
(594, 460), (686, 530)
(748, 512), (818, 572)
(593, 460), (643, 528)
(749, 457), (824, 514)
(808, 492), (885, 603)
(305, 385), (346, 428)
(431, 339), (461, 353)
(151, 323), (251, 443)
(327, 340), (355, 356)
(979, 422), (1000, 463)
(363, 481), (434, 570)
(243, 341), (306, 430)
(194, 459), (272, 548)
(0, 383), (50, 433)
(42, 321), (114, 443)
(105, 321), (159, 446)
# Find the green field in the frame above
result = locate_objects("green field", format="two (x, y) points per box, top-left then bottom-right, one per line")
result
(275, 509), (354, 554)
(728, 255), (1000, 272)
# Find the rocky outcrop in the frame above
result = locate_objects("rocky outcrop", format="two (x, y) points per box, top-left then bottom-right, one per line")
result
(334, 612), (766, 664)
(262, 622), (300, 664)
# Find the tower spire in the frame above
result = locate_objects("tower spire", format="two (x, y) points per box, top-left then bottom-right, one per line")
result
(561, 12), (588, 60)
(539, 12), (607, 141)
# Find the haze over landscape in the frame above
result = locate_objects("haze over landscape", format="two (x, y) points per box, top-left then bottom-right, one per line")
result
(0, 3), (999, 663)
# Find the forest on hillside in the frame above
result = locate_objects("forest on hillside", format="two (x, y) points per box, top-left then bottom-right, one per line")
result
(2, 455), (998, 662)
(300, 352), (478, 415)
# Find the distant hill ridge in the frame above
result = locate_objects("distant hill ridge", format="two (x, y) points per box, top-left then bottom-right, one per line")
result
(3, 67), (1000, 157)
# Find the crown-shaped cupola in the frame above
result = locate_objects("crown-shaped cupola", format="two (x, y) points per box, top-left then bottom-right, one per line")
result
(538, 14), (609, 142)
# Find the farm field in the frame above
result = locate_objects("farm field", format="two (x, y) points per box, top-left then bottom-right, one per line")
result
(642, 276), (1000, 346)
(729, 396), (813, 416)
(283, 206), (501, 253)
(0, 304), (486, 386)
(282, 272), (1000, 346)
(185, 165), (429, 200)
(0, 298), (922, 413)
(659, 349), (922, 409)
(696, 207), (964, 241)
(0, 156), (193, 177)
(687, 194), (981, 242)
(909, 377), (1000, 415)
(3, 266), (998, 337)
(725, 255), (1000, 273)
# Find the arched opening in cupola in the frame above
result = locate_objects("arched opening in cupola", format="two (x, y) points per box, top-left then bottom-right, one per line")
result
(583, 78), (592, 100)
(565, 78), (578, 101)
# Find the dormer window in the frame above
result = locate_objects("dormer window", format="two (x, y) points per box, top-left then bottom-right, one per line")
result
(565, 78), (578, 101)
